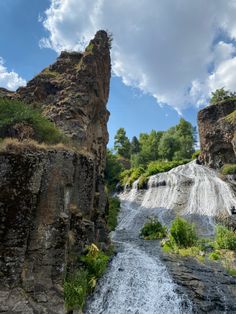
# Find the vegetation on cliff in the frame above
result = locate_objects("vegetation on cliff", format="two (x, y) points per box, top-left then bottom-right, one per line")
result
(221, 163), (236, 175)
(0, 98), (66, 144)
(106, 196), (121, 231)
(64, 244), (110, 311)
(210, 88), (236, 105)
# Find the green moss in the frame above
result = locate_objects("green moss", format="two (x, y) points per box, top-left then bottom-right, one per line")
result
(0, 98), (66, 144)
(221, 164), (236, 175)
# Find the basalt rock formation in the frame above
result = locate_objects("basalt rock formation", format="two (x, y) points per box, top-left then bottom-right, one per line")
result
(0, 30), (111, 313)
(198, 99), (236, 168)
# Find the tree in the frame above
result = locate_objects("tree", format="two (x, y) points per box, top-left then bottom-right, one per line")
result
(210, 88), (236, 105)
(174, 118), (195, 160)
(158, 132), (178, 160)
(114, 128), (131, 159)
(130, 136), (140, 154)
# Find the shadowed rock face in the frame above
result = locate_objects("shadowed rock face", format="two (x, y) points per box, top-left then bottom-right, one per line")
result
(198, 99), (236, 168)
(0, 30), (111, 313)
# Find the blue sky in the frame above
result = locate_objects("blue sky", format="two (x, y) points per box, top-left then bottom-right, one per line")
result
(1, 0), (236, 147)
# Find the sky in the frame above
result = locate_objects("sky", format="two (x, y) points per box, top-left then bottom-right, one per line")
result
(1, 0), (236, 146)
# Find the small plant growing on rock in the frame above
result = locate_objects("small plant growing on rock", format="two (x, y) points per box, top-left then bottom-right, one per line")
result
(64, 243), (110, 311)
(220, 164), (236, 175)
(140, 217), (167, 240)
(64, 269), (89, 311)
(80, 243), (110, 278)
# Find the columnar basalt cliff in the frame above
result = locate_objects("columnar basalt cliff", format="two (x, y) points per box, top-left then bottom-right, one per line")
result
(0, 30), (111, 313)
(198, 99), (236, 168)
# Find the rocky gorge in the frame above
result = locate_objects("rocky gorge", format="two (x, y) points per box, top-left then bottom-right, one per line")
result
(0, 29), (236, 314)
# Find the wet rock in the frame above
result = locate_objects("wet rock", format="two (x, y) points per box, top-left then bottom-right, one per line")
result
(159, 250), (236, 313)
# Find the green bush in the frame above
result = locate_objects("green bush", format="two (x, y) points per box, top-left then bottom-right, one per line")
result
(140, 218), (167, 240)
(170, 217), (197, 248)
(221, 164), (236, 175)
(80, 244), (109, 278)
(64, 244), (110, 311)
(208, 251), (220, 261)
(0, 98), (66, 144)
(192, 150), (200, 160)
(215, 225), (236, 250)
(120, 166), (145, 187)
(146, 160), (190, 176)
(138, 174), (149, 189)
(106, 197), (120, 231)
(64, 269), (88, 311)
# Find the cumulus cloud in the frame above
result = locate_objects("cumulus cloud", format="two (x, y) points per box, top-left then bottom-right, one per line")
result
(40, 0), (236, 111)
(0, 57), (26, 91)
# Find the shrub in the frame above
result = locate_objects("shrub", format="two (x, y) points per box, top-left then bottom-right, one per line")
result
(138, 174), (149, 189)
(221, 164), (236, 175)
(215, 225), (236, 250)
(0, 98), (66, 144)
(120, 166), (145, 187)
(106, 197), (120, 231)
(192, 150), (200, 160)
(209, 251), (220, 261)
(210, 88), (236, 105)
(80, 243), (109, 278)
(64, 244), (110, 311)
(64, 269), (88, 311)
(140, 218), (167, 240)
(146, 160), (190, 176)
(170, 217), (197, 248)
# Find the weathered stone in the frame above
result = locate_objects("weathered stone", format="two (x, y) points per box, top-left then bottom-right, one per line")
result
(198, 99), (236, 168)
(0, 30), (111, 313)
(159, 249), (236, 313)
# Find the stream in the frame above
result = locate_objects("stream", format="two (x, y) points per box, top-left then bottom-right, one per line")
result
(85, 161), (236, 314)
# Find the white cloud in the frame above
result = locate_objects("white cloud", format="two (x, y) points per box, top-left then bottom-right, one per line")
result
(209, 57), (236, 92)
(40, 0), (236, 111)
(0, 57), (26, 91)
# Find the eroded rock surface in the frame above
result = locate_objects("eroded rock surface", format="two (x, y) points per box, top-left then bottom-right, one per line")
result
(160, 250), (236, 313)
(0, 30), (111, 313)
(198, 99), (236, 168)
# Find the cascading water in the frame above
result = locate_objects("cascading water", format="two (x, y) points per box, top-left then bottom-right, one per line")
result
(85, 161), (236, 314)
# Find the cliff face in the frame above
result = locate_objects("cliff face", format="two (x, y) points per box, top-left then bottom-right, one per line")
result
(15, 30), (110, 176)
(0, 30), (111, 313)
(198, 99), (236, 168)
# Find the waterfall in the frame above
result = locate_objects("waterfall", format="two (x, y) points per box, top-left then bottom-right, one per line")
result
(85, 161), (236, 313)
